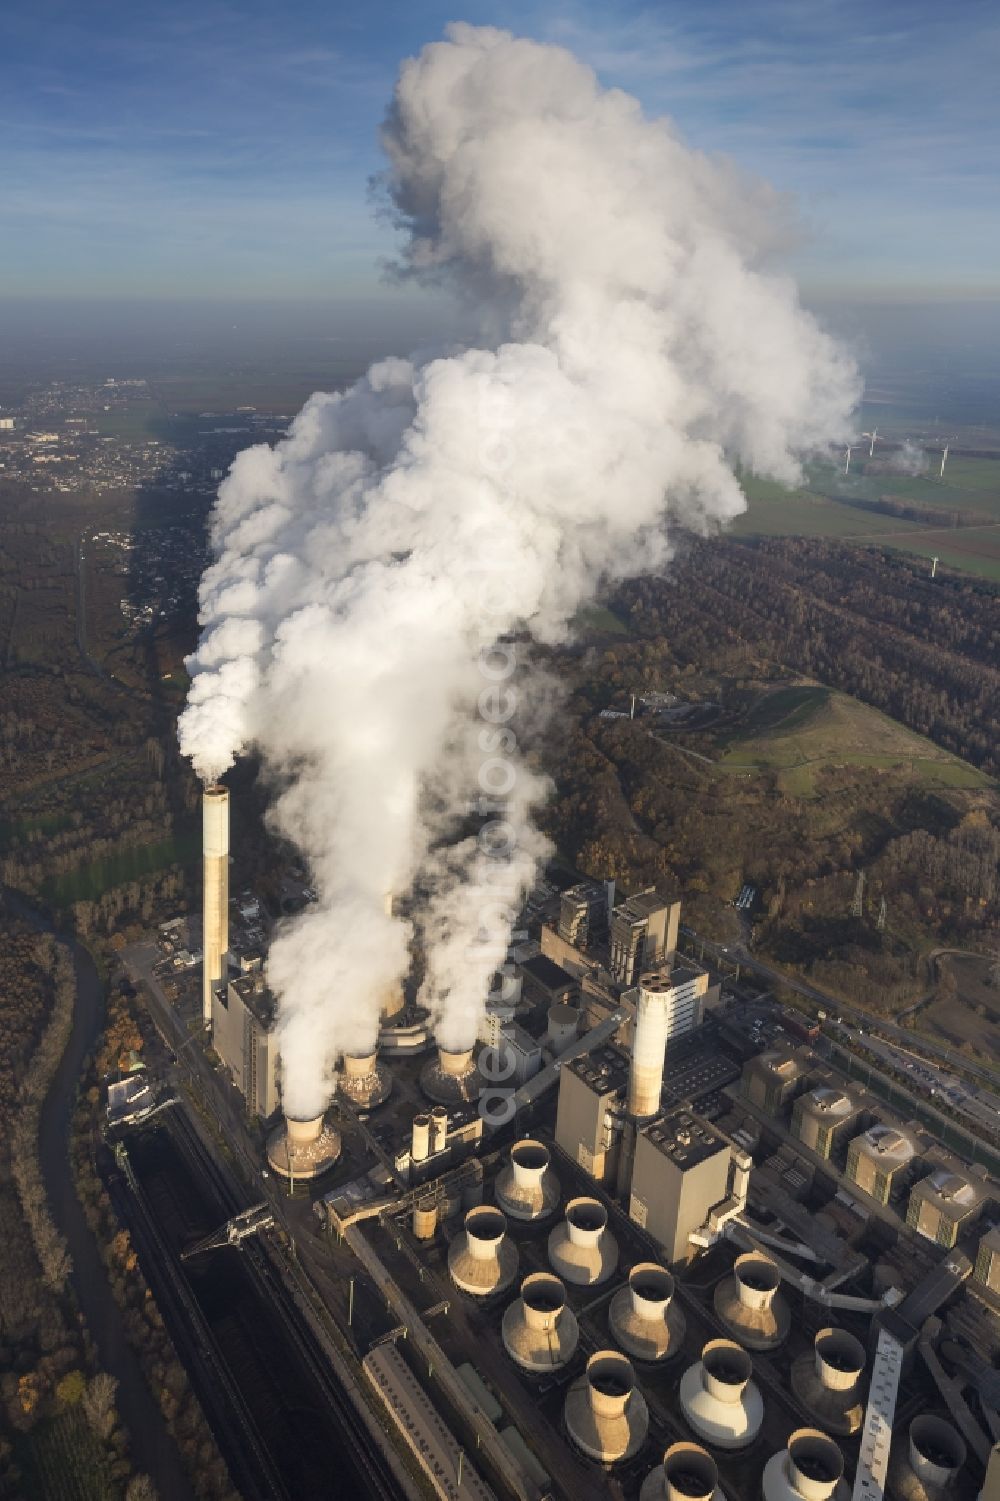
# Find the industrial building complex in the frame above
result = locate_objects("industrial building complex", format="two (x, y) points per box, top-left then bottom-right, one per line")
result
(106, 785), (1000, 1501)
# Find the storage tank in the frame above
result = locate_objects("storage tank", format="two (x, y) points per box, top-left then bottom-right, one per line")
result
(447, 1206), (518, 1298)
(564, 1350), (649, 1463)
(609, 1262), (686, 1363)
(495, 1139), (560, 1222)
(429, 1106), (448, 1155)
(338, 1050), (391, 1110)
(501, 1272), (579, 1373)
(713, 1252), (790, 1350)
(421, 1045), (480, 1105)
(547, 1004), (580, 1052)
(639, 1442), (723, 1501)
(762, 1429), (849, 1501)
(412, 1199), (438, 1241)
(887, 1415), (967, 1501)
(790, 1328), (866, 1436)
(679, 1339), (764, 1450)
(548, 1197), (619, 1286)
(265, 1112), (341, 1181)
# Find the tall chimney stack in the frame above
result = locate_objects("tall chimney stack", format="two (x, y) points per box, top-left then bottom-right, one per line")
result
(628, 973), (671, 1119)
(202, 784), (230, 1026)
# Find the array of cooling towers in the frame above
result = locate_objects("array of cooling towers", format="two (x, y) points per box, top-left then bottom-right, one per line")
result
(442, 1136), (974, 1496)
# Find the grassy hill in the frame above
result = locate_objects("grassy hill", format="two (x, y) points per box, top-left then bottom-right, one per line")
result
(707, 683), (989, 798)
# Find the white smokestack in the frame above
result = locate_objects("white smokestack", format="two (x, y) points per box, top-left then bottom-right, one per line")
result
(202, 785), (229, 1024)
(177, 24), (859, 1119)
(628, 973), (671, 1118)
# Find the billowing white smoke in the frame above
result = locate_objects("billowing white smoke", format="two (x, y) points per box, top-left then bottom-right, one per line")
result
(178, 23), (860, 1117)
(893, 439), (928, 475)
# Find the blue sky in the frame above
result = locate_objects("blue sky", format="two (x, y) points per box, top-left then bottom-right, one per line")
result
(1, 0), (997, 300)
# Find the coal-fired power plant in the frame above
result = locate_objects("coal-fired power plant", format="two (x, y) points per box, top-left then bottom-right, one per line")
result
(202, 784), (229, 1024)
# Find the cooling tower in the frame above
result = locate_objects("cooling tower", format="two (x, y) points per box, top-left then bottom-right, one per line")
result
(628, 972), (671, 1118)
(713, 1252), (790, 1350)
(762, 1429), (849, 1501)
(609, 1262), (686, 1364)
(548, 1196), (619, 1286)
(887, 1415), (967, 1501)
(564, 1350), (649, 1464)
(265, 1112), (341, 1181)
(501, 1272), (579, 1373)
(420, 1045), (480, 1105)
(448, 1206), (518, 1297)
(202, 784), (229, 1025)
(639, 1442), (723, 1501)
(679, 1339), (764, 1450)
(790, 1328), (866, 1436)
(338, 1050), (391, 1110)
(495, 1139), (560, 1222)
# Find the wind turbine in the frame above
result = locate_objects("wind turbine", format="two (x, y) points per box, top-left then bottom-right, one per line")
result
(939, 444), (950, 478)
(930, 556), (939, 578)
(844, 443), (860, 475)
(863, 427), (878, 458)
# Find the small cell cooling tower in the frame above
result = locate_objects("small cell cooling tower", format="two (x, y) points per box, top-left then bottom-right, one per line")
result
(639, 1442), (723, 1501)
(679, 1339), (764, 1450)
(495, 1139), (560, 1222)
(447, 1206), (518, 1298)
(564, 1350), (649, 1464)
(762, 1429), (849, 1501)
(609, 1262), (686, 1364)
(790, 1328), (866, 1437)
(713, 1252), (790, 1351)
(548, 1197), (618, 1287)
(501, 1272), (578, 1373)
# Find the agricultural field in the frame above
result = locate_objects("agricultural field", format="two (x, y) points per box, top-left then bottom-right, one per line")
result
(705, 683), (989, 799)
(733, 451), (1000, 580)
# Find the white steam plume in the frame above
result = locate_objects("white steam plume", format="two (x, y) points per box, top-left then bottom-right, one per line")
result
(178, 24), (860, 1118)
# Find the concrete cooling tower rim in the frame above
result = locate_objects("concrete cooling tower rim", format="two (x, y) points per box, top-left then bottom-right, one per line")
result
(265, 1113), (342, 1180)
(638, 1441), (724, 1501)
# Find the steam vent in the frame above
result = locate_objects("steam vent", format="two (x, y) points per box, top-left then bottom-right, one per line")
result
(548, 1196), (619, 1286)
(265, 1113), (341, 1181)
(563, 1350), (649, 1464)
(639, 1442), (723, 1501)
(886, 1415), (968, 1501)
(448, 1206), (519, 1298)
(501, 1272), (579, 1373)
(679, 1339), (764, 1450)
(762, 1428), (849, 1501)
(337, 1050), (392, 1110)
(790, 1328), (866, 1437)
(713, 1251), (790, 1351)
(420, 1045), (480, 1106)
(609, 1262), (686, 1364)
(495, 1139), (561, 1222)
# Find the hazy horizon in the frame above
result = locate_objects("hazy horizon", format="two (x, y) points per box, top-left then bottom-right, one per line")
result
(1, 292), (998, 437)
